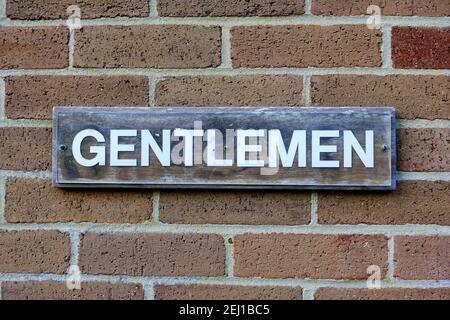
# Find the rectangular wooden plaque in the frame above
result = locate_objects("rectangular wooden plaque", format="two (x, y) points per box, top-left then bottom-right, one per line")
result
(53, 107), (396, 190)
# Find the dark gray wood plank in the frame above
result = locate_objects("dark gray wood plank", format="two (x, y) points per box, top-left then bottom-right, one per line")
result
(53, 107), (396, 190)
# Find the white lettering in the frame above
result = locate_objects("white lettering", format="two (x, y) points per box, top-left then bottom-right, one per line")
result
(70, 128), (378, 170)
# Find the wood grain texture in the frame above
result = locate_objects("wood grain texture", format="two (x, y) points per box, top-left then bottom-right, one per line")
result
(53, 107), (396, 190)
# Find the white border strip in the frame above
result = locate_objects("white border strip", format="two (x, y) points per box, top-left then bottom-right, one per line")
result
(0, 223), (448, 236)
(397, 120), (450, 129)
(309, 193), (318, 225)
(0, 170), (52, 179)
(0, 119), (52, 128)
(149, 0), (158, 17)
(398, 172), (450, 181)
(69, 232), (80, 266)
(0, 67), (448, 77)
(0, 273), (448, 290)
(0, 77), (4, 121)
(0, 0), (5, 20)
(1, 118), (449, 129)
(224, 236), (234, 277)
(302, 75), (311, 106)
(0, 178), (5, 224)
(144, 282), (155, 300)
(381, 25), (392, 69)
(152, 191), (160, 223)
(2, 171), (450, 181)
(148, 76), (157, 107)
(387, 237), (395, 280)
(219, 27), (232, 69)
(2, 16), (450, 27)
(304, 0), (312, 15)
(68, 29), (75, 68)
(302, 288), (316, 300)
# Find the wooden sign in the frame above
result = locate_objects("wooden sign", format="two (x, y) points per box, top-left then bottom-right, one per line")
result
(53, 107), (396, 190)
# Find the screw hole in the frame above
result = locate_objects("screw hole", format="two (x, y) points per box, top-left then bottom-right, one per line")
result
(60, 145), (68, 151)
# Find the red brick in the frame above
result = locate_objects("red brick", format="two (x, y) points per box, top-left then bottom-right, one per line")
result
(395, 236), (450, 280)
(317, 181), (450, 225)
(159, 191), (310, 225)
(155, 285), (302, 300)
(2, 281), (144, 300)
(312, 0), (450, 16)
(234, 234), (388, 279)
(0, 127), (51, 171)
(155, 75), (303, 106)
(5, 76), (149, 120)
(74, 26), (221, 68)
(79, 233), (225, 277)
(392, 27), (450, 69)
(6, 0), (149, 19)
(398, 129), (450, 172)
(0, 27), (68, 69)
(231, 25), (381, 68)
(158, 0), (304, 16)
(0, 230), (70, 274)
(315, 288), (450, 300)
(311, 75), (450, 120)
(5, 179), (151, 224)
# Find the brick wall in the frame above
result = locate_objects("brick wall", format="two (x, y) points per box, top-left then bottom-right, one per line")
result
(0, 0), (449, 300)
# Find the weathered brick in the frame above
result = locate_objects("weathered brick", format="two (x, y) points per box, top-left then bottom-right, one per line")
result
(79, 233), (225, 277)
(155, 75), (303, 106)
(311, 75), (450, 120)
(74, 26), (221, 68)
(317, 181), (450, 225)
(398, 129), (450, 172)
(0, 230), (70, 274)
(159, 191), (310, 225)
(5, 179), (151, 224)
(2, 281), (144, 300)
(312, 0), (450, 16)
(395, 236), (450, 280)
(0, 127), (51, 171)
(392, 27), (450, 69)
(315, 288), (450, 300)
(5, 76), (149, 120)
(231, 25), (381, 68)
(6, 0), (149, 19)
(234, 234), (388, 279)
(158, 0), (304, 16)
(155, 285), (302, 300)
(0, 27), (68, 69)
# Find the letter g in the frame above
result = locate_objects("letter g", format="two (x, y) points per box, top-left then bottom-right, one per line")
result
(72, 129), (106, 167)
